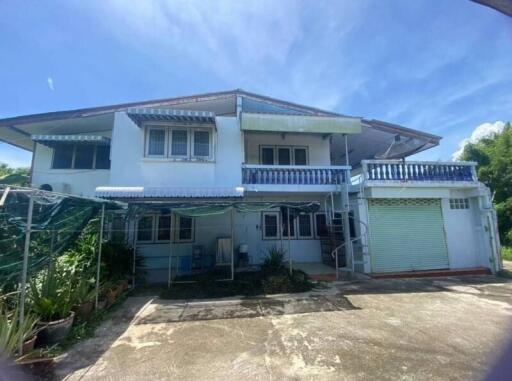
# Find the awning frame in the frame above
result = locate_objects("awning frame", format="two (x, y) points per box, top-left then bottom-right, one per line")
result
(31, 134), (111, 148)
(127, 107), (216, 127)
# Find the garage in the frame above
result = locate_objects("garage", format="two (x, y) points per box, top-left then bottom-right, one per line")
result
(368, 198), (449, 273)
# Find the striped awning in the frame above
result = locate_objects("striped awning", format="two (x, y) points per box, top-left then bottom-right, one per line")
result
(127, 108), (216, 127)
(95, 186), (244, 199)
(31, 134), (110, 147)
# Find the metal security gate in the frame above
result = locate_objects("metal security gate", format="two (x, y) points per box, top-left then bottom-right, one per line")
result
(368, 198), (449, 273)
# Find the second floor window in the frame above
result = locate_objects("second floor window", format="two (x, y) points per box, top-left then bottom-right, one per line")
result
(145, 125), (213, 160)
(259, 145), (308, 165)
(52, 144), (111, 169)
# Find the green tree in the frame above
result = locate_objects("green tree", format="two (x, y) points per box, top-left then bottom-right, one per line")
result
(461, 123), (512, 245)
(0, 163), (30, 186)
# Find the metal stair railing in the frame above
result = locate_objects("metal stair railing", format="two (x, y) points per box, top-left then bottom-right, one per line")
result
(330, 215), (369, 280)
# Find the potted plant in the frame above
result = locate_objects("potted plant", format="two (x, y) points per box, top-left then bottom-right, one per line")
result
(29, 268), (76, 346)
(102, 282), (117, 308)
(71, 276), (97, 319)
(0, 307), (39, 358)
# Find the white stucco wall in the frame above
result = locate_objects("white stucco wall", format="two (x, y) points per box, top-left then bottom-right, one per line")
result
(244, 132), (330, 165)
(31, 141), (111, 197)
(133, 209), (323, 284)
(109, 112), (242, 188)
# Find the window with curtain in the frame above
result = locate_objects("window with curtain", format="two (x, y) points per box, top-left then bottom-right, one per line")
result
(193, 130), (210, 157)
(147, 128), (166, 156)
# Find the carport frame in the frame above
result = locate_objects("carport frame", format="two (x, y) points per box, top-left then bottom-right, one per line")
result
(125, 200), (320, 288)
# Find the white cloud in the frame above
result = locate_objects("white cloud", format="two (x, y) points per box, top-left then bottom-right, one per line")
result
(47, 77), (54, 91)
(452, 121), (506, 160)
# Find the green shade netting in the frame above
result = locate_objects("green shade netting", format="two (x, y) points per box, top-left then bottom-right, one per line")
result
(0, 187), (124, 284)
(127, 201), (320, 218)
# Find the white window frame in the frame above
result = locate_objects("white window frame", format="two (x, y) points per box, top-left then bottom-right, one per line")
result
(259, 145), (309, 166)
(155, 214), (172, 242)
(169, 128), (190, 158)
(262, 211), (280, 240)
(145, 126), (168, 158)
(174, 215), (195, 243)
(292, 146), (309, 165)
(136, 214), (155, 243)
(449, 198), (470, 210)
(143, 124), (215, 161)
(281, 212), (297, 239)
(297, 213), (314, 239)
(277, 146), (292, 165)
(260, 145), (276, 165)
(191, 128), (213, 159)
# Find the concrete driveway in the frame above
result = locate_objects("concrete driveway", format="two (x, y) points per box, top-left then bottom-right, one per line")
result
(55, 275), (512, 381)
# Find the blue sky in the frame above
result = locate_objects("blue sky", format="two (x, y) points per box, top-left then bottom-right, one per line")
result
(0, 0), (511, 167)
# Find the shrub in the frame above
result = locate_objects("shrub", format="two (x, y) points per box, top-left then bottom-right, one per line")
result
(0, 307), (39, 358)
(101, 241), (143, 281)
(29, 266), (75, 321)
(261, 246), (286, 275)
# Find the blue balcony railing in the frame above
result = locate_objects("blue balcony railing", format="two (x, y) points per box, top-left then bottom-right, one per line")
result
(362, 160), (477, 182)
(242, 165), (350, 185)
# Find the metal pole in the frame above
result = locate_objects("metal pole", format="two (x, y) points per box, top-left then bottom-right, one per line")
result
(132, 218), (137, 289)
(95, 204), (105, 309)
(344, 134), (349, 166)
(18, 193), (34, 354)
(230, 208), (235, 280)
(287, 207), (292, 275)
(168, 213), (173, 289)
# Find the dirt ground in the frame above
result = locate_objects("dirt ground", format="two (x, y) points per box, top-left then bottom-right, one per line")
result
(54, 275), (512, 381)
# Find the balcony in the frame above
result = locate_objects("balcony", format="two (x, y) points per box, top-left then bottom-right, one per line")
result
(242, 165), (350, 192)
(362, 160), (478, 183)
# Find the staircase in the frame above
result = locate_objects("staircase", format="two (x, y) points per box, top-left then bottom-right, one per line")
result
(322, 181), (370, 280)
(320, 212), (345, 267)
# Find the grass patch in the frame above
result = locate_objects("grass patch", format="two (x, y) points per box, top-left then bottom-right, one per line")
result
(502, 246), (512, 261)
(160, 269), (315, 300)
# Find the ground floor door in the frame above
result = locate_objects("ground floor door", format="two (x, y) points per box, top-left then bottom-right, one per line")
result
(368, 198), (449, 273)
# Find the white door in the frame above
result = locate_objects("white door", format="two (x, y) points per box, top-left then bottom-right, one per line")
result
(442, 198), (479, 268)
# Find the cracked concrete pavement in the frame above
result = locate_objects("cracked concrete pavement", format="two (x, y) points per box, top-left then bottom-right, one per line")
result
(55, 275), (512, 381)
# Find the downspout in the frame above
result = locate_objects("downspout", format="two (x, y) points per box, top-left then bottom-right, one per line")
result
(28, 142), (36, 186)
(477, 188), (501, 273)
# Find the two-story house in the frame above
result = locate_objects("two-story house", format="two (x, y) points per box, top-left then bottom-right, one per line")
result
(0, 89), (502, 283)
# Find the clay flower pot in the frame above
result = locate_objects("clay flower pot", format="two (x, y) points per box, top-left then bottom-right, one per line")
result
(36, 311), (75, 346)
(22, 335), (37, 355)
(105, 288), (117, 308)
(73, 300), (94, 319)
